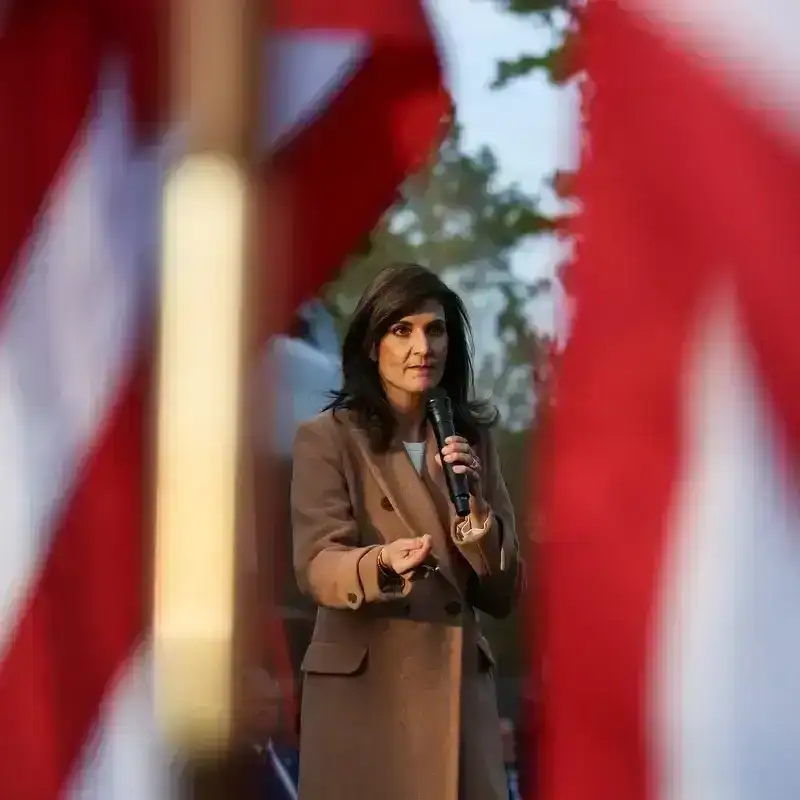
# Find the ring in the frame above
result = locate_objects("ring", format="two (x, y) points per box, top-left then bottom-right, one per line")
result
(470, 457), (480, 471)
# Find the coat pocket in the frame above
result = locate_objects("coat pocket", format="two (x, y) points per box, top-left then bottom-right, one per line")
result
(301, 641), (368, 676)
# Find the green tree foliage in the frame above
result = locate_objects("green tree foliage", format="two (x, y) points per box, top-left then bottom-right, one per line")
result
(489, 0), (584, 214)
(474, 0), (575, 699)
(489, 0), (579, 89)
(322, 123), (554, 428)
(328, 124), (554, 310)
(479, 340), (556, 712)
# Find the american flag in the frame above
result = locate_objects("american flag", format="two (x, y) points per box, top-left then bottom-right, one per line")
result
(0, 0), (447, 796)
(540, 1), (800, 798)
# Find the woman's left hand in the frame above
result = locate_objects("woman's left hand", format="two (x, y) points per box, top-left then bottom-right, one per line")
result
(437, 436), (491, 526)
(436, 435), (484, 499)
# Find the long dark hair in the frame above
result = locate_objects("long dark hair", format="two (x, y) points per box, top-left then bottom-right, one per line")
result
(326, 263), (497, 451)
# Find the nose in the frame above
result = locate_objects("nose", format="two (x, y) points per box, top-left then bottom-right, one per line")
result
(410, 329), (432, 355)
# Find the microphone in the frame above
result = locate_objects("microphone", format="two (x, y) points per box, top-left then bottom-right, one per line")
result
(426, 388), (471, 518)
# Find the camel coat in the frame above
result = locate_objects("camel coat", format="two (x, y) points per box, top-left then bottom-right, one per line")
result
(291, 409), (520, 800)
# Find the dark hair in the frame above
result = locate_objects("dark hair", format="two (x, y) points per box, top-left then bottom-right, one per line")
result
(326, 263), (497, 451)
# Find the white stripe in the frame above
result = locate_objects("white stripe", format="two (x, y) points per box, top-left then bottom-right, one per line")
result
(0, 59), (163, 658)
(628, 0), (800, 142)
(653, 289), (800, 799)
(263, 33), (368, 148)
(67, 643), (173, 799)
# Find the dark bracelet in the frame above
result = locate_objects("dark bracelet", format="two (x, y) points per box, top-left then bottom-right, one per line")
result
(377, 549), (404, 591)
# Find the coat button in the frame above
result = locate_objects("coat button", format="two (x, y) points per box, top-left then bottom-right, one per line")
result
(445, 601), (462, 616)
(381, 497), (393, 511)
(347, 593), (357, 604)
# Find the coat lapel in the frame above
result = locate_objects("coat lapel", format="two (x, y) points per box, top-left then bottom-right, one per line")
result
(422, 424), (450, 512)
(341, 415), (463, 590)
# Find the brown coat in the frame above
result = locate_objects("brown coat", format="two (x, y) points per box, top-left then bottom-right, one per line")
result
(291, 409), (520, 800)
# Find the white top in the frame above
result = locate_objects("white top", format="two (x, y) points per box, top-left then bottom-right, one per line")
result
(403, 440), (426, 474)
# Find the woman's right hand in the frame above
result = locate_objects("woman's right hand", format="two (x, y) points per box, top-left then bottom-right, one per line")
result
(380, 535), (433, 575)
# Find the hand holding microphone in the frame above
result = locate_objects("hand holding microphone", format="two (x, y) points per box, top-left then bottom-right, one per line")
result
(436, 436), (483, 498)
(427, 388), (487, 519)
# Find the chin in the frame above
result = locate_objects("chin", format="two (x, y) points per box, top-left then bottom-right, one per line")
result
(412, 375), (439, 391)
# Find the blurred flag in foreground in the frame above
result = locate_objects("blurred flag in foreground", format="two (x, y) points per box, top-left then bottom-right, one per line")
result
(0, 0), (447, 797)
(540, 2), (800, 799)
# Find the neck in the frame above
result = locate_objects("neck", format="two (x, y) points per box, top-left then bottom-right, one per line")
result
(386, 389), (426, 442)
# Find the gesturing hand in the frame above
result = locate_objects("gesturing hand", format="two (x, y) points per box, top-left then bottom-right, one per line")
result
(380, 535), (433, 575)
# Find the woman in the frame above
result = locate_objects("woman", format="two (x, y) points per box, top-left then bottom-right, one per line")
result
(291, 263), (520, 800)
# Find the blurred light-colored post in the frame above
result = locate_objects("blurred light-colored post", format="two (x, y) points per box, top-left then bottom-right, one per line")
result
(153, 0), (262, 768)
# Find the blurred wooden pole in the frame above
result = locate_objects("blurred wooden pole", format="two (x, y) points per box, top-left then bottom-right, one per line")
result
(153, 0), (262, 794)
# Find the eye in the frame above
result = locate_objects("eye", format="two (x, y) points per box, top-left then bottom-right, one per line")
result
(391, 323), (411, 337)
(427, 321), (446, 337)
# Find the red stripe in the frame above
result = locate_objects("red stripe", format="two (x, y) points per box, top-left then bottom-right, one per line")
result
(264, 614), (298, 745)
(0, 365), (147, 799)
(273, 0), (436, 37)
(538, 4), (800, 799)
(272, 0), (450, 318)
(538, 5), (699, 799)
(0, 0), (100, 300)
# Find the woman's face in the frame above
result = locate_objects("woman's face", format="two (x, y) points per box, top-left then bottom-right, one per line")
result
(376, 299), (448, 403)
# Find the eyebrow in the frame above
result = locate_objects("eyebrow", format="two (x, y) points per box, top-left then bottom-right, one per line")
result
(396, 316), (446, 324)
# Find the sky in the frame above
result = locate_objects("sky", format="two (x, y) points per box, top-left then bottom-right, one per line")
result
(426, 0), (578, 336)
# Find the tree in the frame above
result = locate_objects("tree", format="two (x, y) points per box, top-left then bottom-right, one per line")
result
(322, 122), (555, 428)
(463, 0), (576, 699)
(489, 0), (579, 89)
(489, 0), (584, 233)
